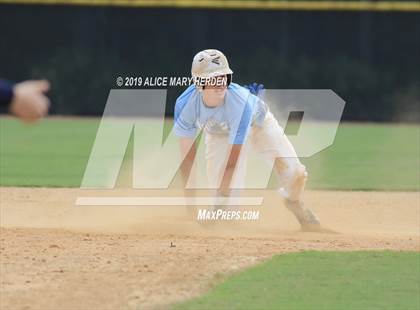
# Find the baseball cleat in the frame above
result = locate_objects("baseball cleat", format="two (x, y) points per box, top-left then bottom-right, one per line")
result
(285, 200), (321, 232)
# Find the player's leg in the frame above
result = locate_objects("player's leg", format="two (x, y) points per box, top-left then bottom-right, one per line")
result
(251, 111), (321, 230)
(274, 157), (320, 230)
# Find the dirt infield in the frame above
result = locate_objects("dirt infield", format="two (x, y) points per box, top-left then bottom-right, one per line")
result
(1, 187), (419, 309)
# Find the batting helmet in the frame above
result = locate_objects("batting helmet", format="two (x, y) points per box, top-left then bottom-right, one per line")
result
(191, 49), (233, 87)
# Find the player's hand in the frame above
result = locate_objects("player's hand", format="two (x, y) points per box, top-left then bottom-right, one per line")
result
(184, 189), (198, 219)
(217, 188), (231, 198)
(10, 79), (50, 123)
(212, 189), (231, 210)
(244, 82), (264, 97)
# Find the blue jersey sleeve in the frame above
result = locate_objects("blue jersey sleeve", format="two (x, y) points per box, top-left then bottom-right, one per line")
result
(0, 79), (14, 106)
(173, 85), (197, 138)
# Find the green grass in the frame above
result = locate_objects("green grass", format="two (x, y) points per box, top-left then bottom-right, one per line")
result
(173, 251), (420, 310)
(0, 118), (100, 187)
(0, 117), (419, 190)
(303, 123), (419, 191)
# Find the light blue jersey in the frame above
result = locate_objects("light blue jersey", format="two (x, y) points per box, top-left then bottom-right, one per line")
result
(173, 83), (267, 144)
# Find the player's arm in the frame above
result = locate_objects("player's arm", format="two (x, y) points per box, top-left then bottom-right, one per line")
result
(0, 79), (50, 122)
(219, 98), (253, 196)
(173, 88), (198, 189)
(179, 137), (197, 187)
(219, 144), (242, 197)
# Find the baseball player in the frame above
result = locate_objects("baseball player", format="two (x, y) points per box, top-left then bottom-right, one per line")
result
(174, 49), (320, 231)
